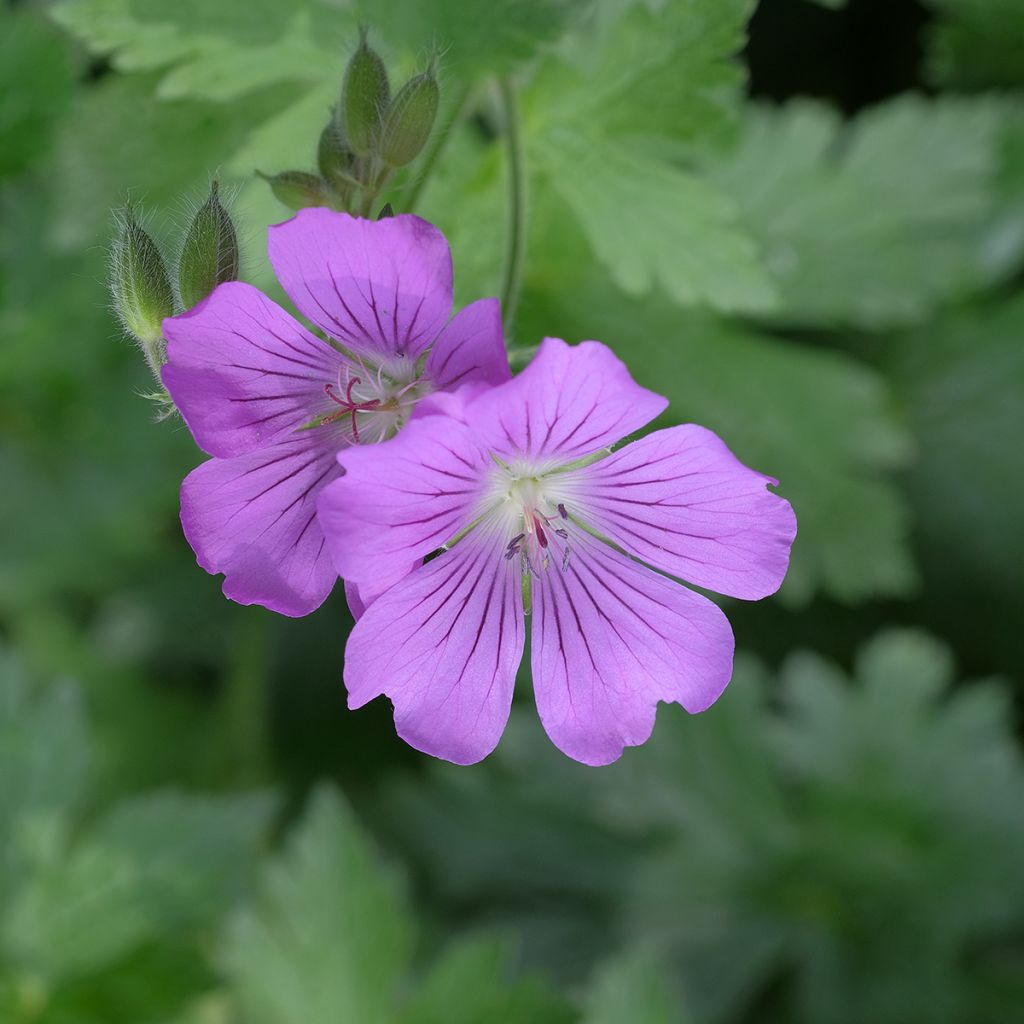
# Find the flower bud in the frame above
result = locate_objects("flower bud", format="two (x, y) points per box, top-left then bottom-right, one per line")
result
(178, 181), (240, 310)
(110, 206), (174, 371)
(376, 202), (395, 220)
(342, 29), (389, 157)
(379, 68), (439, 168)
(258, 170), (332, 211)
(318, 120), (356, 202)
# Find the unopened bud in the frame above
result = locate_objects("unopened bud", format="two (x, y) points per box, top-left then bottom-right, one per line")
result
(342, 29), (389, 157)
(318, 120), (357, 200)
(380, 68), (439, 168)
(258, 170), (332, 211)
(377, 202), (394, 220)
(178, 181), (240, 310)
(110, 206), (174, 371)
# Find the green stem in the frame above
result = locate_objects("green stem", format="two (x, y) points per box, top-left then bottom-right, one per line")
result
(497, 75), (526, 338)
(405, 81), (476, 214)
(358, 164), (393, 218)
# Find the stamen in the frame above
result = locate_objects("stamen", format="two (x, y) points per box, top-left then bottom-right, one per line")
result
(557, 503), (568, 520)
(322, 379), (381, 443)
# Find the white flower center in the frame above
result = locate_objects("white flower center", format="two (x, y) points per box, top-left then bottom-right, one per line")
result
(486, 461), (574, 574)
(321, 355), (431, 444)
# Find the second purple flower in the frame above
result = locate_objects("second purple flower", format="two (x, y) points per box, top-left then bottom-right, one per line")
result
(162, 209), (510, 617)
(319, 339), (797, 766)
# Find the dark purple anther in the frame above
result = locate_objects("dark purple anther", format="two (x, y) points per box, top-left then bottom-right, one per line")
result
(557, 503), (568, 519)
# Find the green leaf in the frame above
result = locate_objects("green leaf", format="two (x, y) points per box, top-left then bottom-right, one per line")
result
(620, 631), (1024, 1024)
(889, 294), (1024, 602)
(0, 8), (76, 179)
(582, 950), (690, 1024)
(49, 71), (291, 254)
(886, 294), (1024, 672)
(51, 0), (334, 98)
(706, 97), (1020, 328)
(542, 133), (777, 313)
(222, 787), (413, 1024)
(360, 0), (589, 77)
(924, 0), (1024, 89)
(401, 935), (572, 1024)
(2, 790), (271, 983)
(0, 650), (91, 849)
(526, 0), (754, 146)
(516, 0), (774, 315)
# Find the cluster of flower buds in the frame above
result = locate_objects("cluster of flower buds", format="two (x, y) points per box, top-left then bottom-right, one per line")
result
(260, 29), (439, 218)
(110, 182), (240, 410)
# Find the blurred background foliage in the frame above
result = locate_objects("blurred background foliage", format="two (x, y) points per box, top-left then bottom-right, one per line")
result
(1, 0), (1022, 1021)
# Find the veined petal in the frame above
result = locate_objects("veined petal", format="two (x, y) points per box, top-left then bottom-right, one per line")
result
(162, 281), (343, 459)
(268, 209), (452, 361)
(465, 337), (667, 461)
(531, 530), (734, 766)
(344, 529), (525, 765)
(180, 435), (342, 617)
(571, 425), (797, 600)
(317, 415), (489, 587)
(424, 297), (510, 391)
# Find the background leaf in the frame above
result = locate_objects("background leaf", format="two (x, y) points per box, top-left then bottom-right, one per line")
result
(221, 787), (413, 1024)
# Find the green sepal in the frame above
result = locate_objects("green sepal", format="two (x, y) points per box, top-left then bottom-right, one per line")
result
(380, 68), (439, 168)
(318, 120), (358, 201)
(177, 180), (240, 310)
(258, 170), (332, 211)
(110, 204), (174, 370)
(342, 29), (390, 157)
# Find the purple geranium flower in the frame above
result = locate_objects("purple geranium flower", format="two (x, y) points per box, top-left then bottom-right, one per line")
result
(318, 338), (797, 766)
(161, 209), (510, 617)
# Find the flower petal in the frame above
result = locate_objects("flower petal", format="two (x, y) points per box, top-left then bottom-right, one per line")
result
(344, 530), (525, 765)
(424, 297), (510, 391)
(180, 435), (342, 617)
(343, 579), (366, 621)
(466, 337), (667, 461)
(162, 281), (343, 459)
(531, 530), (734, 766)
(268, 209), (452, 360)
(571, 425), (797, 600)
(317, 415), (489, 589)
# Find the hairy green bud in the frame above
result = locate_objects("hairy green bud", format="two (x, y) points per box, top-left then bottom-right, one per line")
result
(258, 170), (332, 211)
(342, 29), (389, 157)
(178, 181), (240, 310)
(110, 206), (174, 372)
(379, 68), (439, 168)
(318, 120), (357, 201)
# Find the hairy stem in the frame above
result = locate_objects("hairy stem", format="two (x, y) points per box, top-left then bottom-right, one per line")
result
(497, 75), (526, 339)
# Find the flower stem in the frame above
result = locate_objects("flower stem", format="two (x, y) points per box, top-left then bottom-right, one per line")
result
(405, 81), (476, 214)
(497, 75), (526, 339)
(358, 163), (393, 218)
